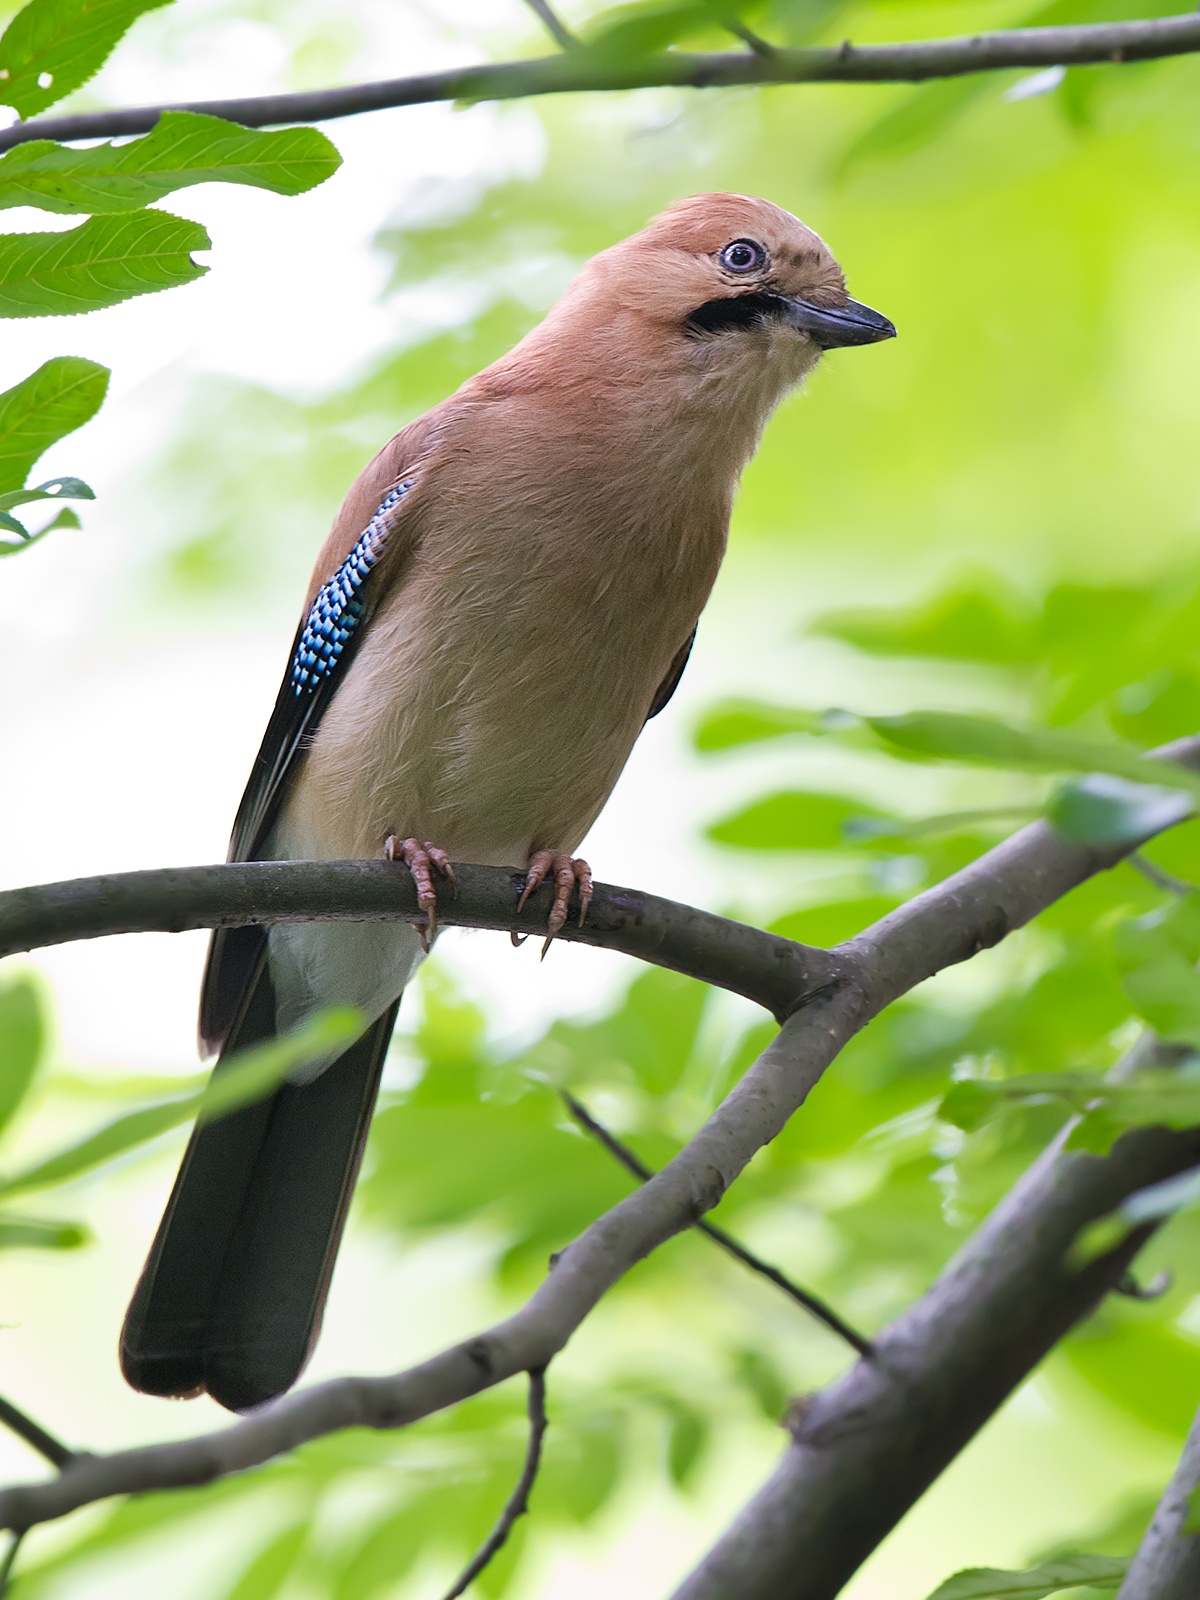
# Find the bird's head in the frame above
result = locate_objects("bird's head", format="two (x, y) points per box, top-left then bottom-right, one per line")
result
(488, 193), (894, 468)
(604, 191), (895, 356)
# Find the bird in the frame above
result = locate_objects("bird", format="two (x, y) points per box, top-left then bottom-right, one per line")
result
(119, 192), (895, 1414)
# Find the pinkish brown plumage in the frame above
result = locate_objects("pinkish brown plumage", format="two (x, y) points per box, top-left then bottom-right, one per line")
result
(121, 192), (894, 1414)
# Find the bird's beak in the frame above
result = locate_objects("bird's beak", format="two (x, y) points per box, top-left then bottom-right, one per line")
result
(781, 296), (896, 349)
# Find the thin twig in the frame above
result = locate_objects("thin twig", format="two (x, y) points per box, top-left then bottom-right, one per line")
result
(720, 17), (777, 57)
(3, 13), (1200, 151)
(0, 1532), (23, 1597)
(0, 1397), (73, 1469)
(560, 1089), (874, 1359)
(520, 0), (579, 50)
(440, 1369), (548, 1600)
(1129, 851), (1196, 898)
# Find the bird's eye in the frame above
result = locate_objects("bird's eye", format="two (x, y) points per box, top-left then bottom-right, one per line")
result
(719, 238), (766, 274)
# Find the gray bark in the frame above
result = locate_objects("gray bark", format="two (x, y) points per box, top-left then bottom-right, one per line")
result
(0, 861), (840, 1023)
(671, 1120), (1200, 1600)
(1119, 1405), (1200, 1600)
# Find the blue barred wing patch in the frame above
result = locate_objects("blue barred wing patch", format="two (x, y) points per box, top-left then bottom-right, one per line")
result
(290, 476), (416, 697)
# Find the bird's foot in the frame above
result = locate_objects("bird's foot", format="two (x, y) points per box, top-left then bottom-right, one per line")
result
(516, 851), (593, 956)
(385, 836), (457, 949)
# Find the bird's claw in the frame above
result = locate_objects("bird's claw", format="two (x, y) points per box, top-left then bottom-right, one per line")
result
(386, 836), (457, 950)
(517, 851), (593, 952)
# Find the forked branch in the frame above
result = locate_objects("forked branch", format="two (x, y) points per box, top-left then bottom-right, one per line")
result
(560, 1088), (874, 1357)
(440, 1368), (549, 1600)
(0, 736), (1197, 1546)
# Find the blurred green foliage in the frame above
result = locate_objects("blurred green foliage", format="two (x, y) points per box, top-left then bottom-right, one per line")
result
(11, 0), (1200, 1593)
(0, 0), (341, 557)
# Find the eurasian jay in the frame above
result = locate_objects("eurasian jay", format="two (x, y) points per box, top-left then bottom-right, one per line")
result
(120, 192), (895, 1413)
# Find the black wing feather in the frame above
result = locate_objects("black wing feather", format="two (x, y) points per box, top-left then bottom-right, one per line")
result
(646, 627), (696, 722)
(229, 475), (416, 865)
(200, 476), (416, 1054)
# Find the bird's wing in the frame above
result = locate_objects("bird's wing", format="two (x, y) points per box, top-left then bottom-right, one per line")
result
(199, 412), (441, 1056)
(646, 626), (696, 721)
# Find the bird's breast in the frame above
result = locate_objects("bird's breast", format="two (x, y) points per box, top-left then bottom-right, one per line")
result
(275, 412), (731, 869)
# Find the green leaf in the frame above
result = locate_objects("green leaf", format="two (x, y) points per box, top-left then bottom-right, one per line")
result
(0, 977), (43, 1139)
(0, 1211), (87, 1248)
(923, 1554), (1128, 1598)
(664, 1400), (707, 1489)
(1067, 1211), (1131, 1264)
(1115, 897), (1200, 1046)
(0, 471), (93, 537)
(0, 355), (108, 492)
(0, 208), (209, 319)
(0, 0), (173, 119)
(1070, 1166), (1200, 1267)
(196, 1008), (362, 1123)
(217, 1521), (309, 1600)
(814, 575), (1037, 665)
(0, 1009), (361, 1198)
(842, 807), (1034, 843)
(0, 1098), (195, 1199)
(581, 0), (720, 57)
(693, 697), (825, 753)
(0, 496), (83, 552)
(938, 1079), (1004, 1133)
(0, 112), (342, 216)
(1063, 1106), (1127, 1156)
(940, 1063), (1200, 1150)
(12, 1478), (277, 1595)
(1185, 1483), (1200, 1535)
(1064, 1321), (1200, 1438)
(837, 78), (995, 179)
(0, 472), (91, 511)
(732, 1346), (788, 1421)
(1049, 774), (1195, 847)
(867, 712), (1200, 805)
(537, 1404), (623, 1524)
(706, 790), (887, 850)
(770, 896), (902, 948)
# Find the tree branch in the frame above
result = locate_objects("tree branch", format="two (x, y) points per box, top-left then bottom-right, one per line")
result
(0, 861), (840, 1024)
(0, 1399), (73, 1470)
(669, 1113), (1200, 1600)
(519, 0), (579, 52)
(2, 12), (1199, 151)
(440, 1368), (548, 1600)
(1, 738), (1197, 1535)
(1117, 1403), (1200, 1599)
(559, 1088), (874, 1358)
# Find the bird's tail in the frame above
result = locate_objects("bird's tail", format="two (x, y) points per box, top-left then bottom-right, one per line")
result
(120, 952), (399, 1413)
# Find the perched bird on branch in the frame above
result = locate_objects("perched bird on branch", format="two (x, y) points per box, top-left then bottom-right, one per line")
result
(120, 192), (894, 1413)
